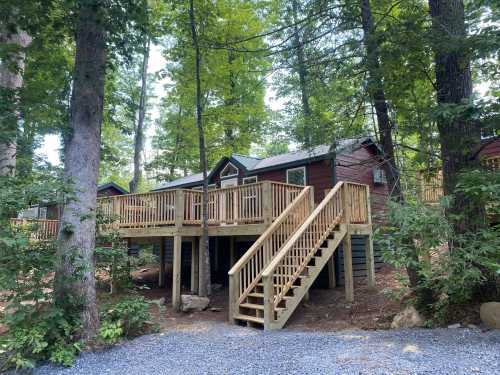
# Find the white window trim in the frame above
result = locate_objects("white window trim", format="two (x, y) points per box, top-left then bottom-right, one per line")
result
(220, 162), (239, 179)
(242, 176), (258, 184)
(286, 166), (307, 186)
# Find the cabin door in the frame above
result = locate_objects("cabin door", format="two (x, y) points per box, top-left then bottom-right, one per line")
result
(220, 178), (238, 224)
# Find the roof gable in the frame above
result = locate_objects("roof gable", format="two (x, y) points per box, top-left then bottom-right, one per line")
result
(152, 137), (377, 191)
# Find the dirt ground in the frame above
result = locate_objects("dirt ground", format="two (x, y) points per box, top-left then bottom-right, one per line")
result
(128, 264), (403, 331)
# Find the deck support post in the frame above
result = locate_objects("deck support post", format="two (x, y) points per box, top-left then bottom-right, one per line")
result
(172, 235), (182, 310)
(262, 181), (273, 225)
(327, 255), (336, 289)
(174, 190), (185, 228)
(191, 237), (199, 294)
(229, 236), (235, 267)
(365, 234), (376, 289)
(343, 234), (354, 303)
(158, 237), (166, 287)
(342, 183), (354, 303)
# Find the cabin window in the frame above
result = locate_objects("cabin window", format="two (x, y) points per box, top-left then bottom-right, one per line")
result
(242, 176), (258, 184)
(220, 162), (239, 178)
(373, 168), (387, 185)
(192, 184), (216, 190)
(484, 156), (500, 171)
(286, 166), (306, 186)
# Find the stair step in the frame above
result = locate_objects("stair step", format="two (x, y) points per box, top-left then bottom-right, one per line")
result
(248, 292), (292, 300)
(234, 314), (264, 324)
(240, 303), (264, 310)
(256, 283), (299, 289)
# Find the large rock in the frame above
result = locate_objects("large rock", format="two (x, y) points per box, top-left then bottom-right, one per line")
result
(480, 302), (500, 329)
(391, 306), (424, 329)
(181, 295), (210, 312)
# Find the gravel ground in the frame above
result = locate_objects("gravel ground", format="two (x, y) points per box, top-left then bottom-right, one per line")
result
(30, 323), (499, 375)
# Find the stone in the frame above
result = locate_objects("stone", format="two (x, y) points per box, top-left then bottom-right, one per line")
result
(391, 306), (424, 329)
(447, 323), (461, 329)
(210, 307), (222, 312)
(181, 295), (209, 312)
(480, 302), (500, 329)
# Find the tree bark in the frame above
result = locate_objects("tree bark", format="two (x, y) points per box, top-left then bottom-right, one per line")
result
(189, 0), (211, 297)
(428, 0), (485, 233)
(129, 37), (150, 193)
(0, 23), (31, 176)
(291, 0), (312, 148)
(360, 0), (403, 201)
(55, 2), (107, 341)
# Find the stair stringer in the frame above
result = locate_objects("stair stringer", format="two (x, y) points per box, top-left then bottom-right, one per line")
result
(267, 224), (347, 330)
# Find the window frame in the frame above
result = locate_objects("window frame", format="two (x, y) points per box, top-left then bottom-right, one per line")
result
(242, 176), (258, 185)
(220, 162), (239, 179)
(286, 166), (307, 186)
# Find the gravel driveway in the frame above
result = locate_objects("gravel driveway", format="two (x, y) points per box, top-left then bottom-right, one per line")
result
(31, 323), (499, 375)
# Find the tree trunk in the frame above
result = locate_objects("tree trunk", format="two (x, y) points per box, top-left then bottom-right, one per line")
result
(0, 24), (31, 176)
(428, 0), (485, 233)
(129, 37), (150, 193)
(360, 0), (403, 201)
(189, 0), (211, 297)
(55, 2), (107, 341)
(291, 0), (312, 148)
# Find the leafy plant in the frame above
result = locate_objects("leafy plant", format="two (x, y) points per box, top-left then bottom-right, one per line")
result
(99, 297), (154, 344)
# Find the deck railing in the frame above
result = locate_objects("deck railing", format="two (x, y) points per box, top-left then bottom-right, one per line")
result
(228, 186), (313, 320)
(9, 218), (59, 240)
(97, 181), (305, 229)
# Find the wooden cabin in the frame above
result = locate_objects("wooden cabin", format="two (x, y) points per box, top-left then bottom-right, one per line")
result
(418, 136), (500, 203)
(13, 138), (390, 330)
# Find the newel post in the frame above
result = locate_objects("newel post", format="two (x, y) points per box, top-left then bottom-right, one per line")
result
(262, 181), (273, 225)
(262, 273), (274, 330)
(228, 271), (239, 324)
(174, 189), (185, 228)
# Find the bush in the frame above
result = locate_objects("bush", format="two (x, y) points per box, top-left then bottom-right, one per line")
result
(377, 169), (500, 323)
(99, 297), (154, 344)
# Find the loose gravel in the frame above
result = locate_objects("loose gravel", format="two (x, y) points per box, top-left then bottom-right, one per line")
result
(30, 323), (499, 375)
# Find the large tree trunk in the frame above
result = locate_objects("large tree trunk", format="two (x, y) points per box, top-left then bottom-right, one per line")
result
(55, 2), (107, 341)
(0, 24), (31, 176)
(189, 0), (211, 297)
(129, 37), (150, 193)
(291, 0), (312, 148)
(360, 0), (425, 292)
(360, 0), (403, 201)
(429, 0), (485, 233)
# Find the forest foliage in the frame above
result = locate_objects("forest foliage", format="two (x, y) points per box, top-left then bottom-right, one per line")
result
(0, 0), (499, 370)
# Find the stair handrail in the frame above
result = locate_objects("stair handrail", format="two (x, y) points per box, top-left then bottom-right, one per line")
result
(228, 185), (314, 320)
(261, 181), (348, 317)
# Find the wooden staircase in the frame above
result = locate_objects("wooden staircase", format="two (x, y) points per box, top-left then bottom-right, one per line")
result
(229, 181), (367, 330)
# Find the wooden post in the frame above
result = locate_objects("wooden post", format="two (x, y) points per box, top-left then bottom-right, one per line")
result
(343, 234), (354, 303)
(191, 237), (199, 294)
(309, 186), (315, 213)
(342, 183), (354, 302)
(327, 255), (336, 289)
(174, 189), (185, 228)
(228, 271), (239, 324)
(262, 273), (274, 330)
(262, 181), (273, 225)
(365, 234), (376, 289)
(172, 235), (182, 310)
(158, 237), (166, 287)
(229, 236), (235, 267)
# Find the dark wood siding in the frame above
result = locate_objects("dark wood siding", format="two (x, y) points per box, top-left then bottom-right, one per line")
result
(478, 138), (500, 159)
(97, 186), (125, 197)
(336, 145), (389, 223)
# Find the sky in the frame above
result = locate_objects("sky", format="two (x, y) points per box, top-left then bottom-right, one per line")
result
(36, 43), (286, 167)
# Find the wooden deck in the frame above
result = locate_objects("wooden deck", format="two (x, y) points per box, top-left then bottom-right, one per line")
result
(11, 180), (374, 328)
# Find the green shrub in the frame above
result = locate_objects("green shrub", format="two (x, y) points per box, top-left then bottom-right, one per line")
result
(99, 297), (154, 344)
(377, 169), (500, 323)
